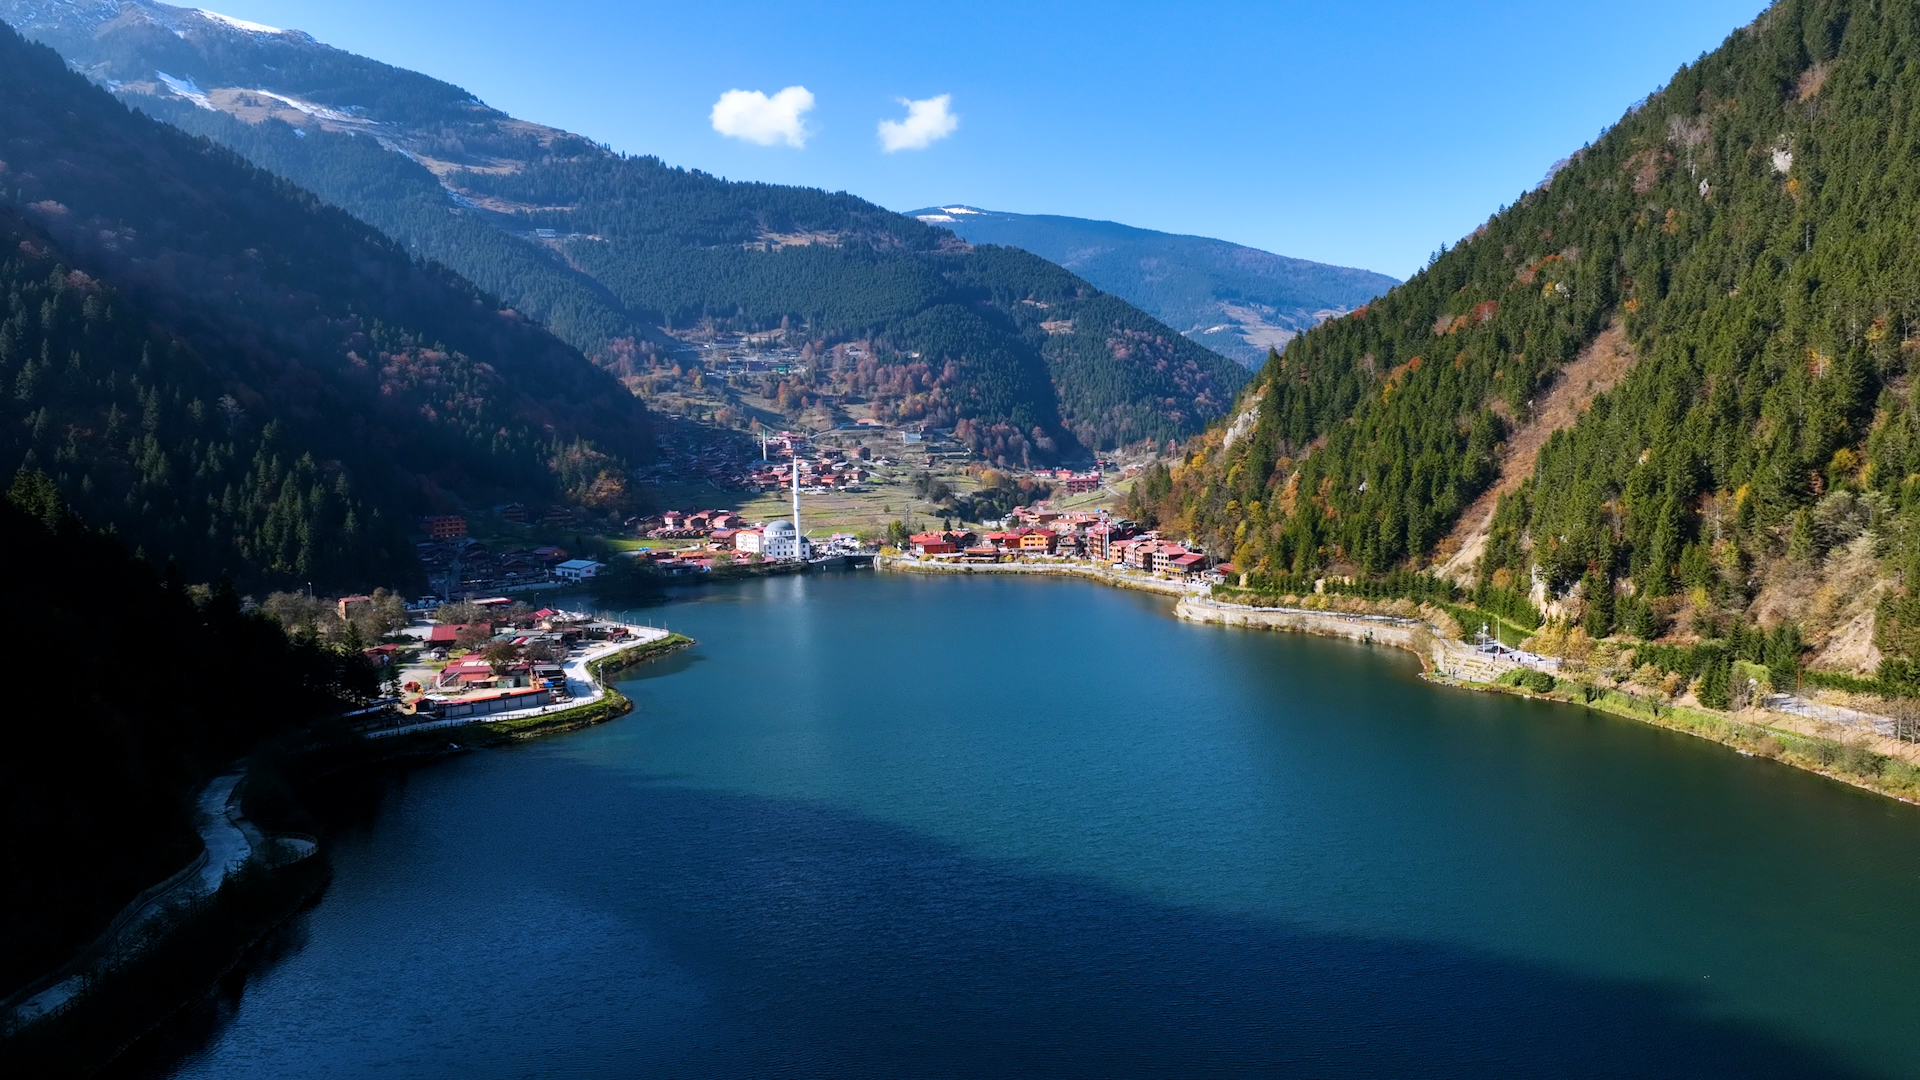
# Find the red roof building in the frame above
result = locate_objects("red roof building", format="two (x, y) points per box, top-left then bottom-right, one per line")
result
(425, 622), (490, 645)
(423, 515), (467, 540)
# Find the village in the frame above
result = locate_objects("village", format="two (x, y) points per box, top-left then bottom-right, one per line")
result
(891, 505), (1222, 583)
(331, 595), (669, 734)
(408, 423), (1135, 594)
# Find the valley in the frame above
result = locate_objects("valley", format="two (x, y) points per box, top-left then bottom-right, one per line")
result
(10, 0), (1920, 1075)
(909, 205), (1400, 368)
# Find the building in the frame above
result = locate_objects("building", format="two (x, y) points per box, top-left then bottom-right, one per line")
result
(1018, 530), (1058, 553)
(734, 528), (765, 555)
(761, 519), (811, 560)
(425, 622), (490, 647)
(554, 559), (604, 581)
(417, 686), (552, 719)
(911, 532), (957, 556)
(1164, 551), (1208, 577)
(423, 515), (467, 540)
(337, 595), (374, 621)
(436, 657), (499, 689)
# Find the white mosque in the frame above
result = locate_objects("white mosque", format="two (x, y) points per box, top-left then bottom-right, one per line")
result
(761, 457), (812, 561)
(760, 518), (810, 561)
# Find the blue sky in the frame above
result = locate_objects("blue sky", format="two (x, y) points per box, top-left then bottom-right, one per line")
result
(211, 0), (1768, 278)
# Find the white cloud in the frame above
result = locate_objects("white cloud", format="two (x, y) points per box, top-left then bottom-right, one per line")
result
(710, 86), (815, 148)
(878, 94), (958, 152)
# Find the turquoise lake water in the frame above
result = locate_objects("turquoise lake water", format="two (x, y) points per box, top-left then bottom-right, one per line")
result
(118, 573), (1920, 1078)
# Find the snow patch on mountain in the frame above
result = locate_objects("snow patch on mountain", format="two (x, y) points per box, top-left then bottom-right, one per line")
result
(155, 70), (214, 110)
(196, 8), (283, 34)
(243, 87), (359, 123)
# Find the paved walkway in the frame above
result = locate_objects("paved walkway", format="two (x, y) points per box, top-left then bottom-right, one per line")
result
(880, 555), (1210, 597)
(4, 768), (312, 1025)
(368, 625), (668, 740)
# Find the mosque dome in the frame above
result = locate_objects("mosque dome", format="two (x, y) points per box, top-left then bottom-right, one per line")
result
(764, 520), (796, 536)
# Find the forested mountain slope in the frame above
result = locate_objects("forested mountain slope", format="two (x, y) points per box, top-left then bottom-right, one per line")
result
(1140, 0), (1920, 680)
(908, 205), (1398, 368)
(0, 21), (650, 588)
(0, 0), (1247, 459)
(0, 474), (372, 994)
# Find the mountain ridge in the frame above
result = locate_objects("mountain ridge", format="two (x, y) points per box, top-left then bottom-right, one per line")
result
(0, 18), (650, 587)
(905, 204), (1398, 368)
(3, 0), (1249, 459)
(1144, 0), (1920, 688)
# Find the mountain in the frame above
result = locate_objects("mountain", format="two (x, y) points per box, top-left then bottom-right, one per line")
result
(1, 477), (369, 996)
(2, 0), (1250, 459)
(906, 206), (1398, 368)
(1141, 0), (1920, 684)
(0, 20), (651, 588)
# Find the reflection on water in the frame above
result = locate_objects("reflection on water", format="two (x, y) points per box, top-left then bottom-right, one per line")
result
(111, 574), (1920, 1079)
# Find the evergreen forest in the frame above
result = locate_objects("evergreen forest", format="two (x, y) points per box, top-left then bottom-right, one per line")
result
(0, 472), (377, 993)
(1139, 0), (1920, 682)
(3, 1), (1248, 460)
(0, 22), (651, 588)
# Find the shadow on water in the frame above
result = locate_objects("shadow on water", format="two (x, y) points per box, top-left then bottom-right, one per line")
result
(106, 767), (1876, 1080)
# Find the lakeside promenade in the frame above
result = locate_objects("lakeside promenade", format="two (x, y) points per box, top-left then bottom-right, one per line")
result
(884, 552), (1920, 805)
(370, 623), (670, 740)
(877, 553), (1203, 597)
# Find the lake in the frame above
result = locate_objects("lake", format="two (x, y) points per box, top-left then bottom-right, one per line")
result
(116, 572), (1920, 1078)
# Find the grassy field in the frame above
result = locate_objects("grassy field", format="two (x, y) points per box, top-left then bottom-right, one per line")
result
(654, 460), (1134, 539)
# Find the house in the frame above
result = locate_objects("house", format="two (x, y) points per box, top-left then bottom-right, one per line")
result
(709, 528), (741, 550)
(337, 595), (374, 621)
(362, 643), (405, 668)
(554, 559), (604, 581)
(425, 622), (490, 647)
(494, 502), (529, 523)
(532, 546), (569, 565)
(911, 532), (957, 556)
(423, 515), (467, 540)
(1018, 530), (1058, 553)
(1165, 551), (1208, 577)
(1063, 473), (1101, 494)
(435, 657), (498, 689)
(734, 528), (765, 554)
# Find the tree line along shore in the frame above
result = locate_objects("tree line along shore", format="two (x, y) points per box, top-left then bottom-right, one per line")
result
(0, 470), (692, 1075)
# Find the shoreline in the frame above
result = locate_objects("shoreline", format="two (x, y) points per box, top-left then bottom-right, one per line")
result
(1, 629), (695, 1072)
(1173, 594), (1920, 806)
(876, 553), (1200, 597)
(880, 563), (1920, 807)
